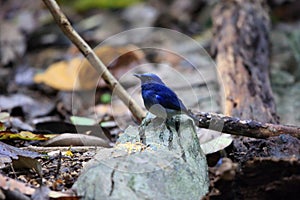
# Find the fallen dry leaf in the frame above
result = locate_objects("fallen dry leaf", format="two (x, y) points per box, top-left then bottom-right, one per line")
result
(0, 94), (54, 118)
(0, 141), (41, 160)
(0, 173), (35, 195)
(42, 133), (111, 147)
(0, 130), (53, 140)
(0, 141), (43, 175)
(199, 129), (232, 155)
(34, 45), (144, 90)
(0, 174), (78, 199)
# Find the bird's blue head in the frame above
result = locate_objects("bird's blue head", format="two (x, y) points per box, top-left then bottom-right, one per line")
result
(134, 73), (165, 85)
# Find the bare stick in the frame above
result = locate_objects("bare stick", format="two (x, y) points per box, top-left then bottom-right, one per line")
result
(195, 112), (300, 139)
(22, 146), (103, 153)
(42, 0), (145, 121)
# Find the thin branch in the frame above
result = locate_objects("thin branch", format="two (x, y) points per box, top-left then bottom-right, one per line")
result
(195, 112), (300, 139)
(22, 146), (103, 153)
(42, 0), (145, 121)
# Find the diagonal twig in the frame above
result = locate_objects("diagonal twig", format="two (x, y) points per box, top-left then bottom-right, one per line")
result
(42, 0), (145, 121)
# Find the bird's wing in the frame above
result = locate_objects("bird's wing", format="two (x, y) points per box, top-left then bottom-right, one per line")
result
(142, 83), (187, 112)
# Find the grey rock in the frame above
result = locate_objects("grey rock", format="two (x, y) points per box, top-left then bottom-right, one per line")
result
(73, 114), (209, 200)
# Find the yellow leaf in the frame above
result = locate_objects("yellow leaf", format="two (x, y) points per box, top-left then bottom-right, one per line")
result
(0, 131), (55, 141)
(34, 58), (83, 90)
(64, 149), (73, 157)
(34, 45), (144, 91)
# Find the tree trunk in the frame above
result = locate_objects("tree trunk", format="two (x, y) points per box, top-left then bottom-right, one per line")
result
(211, 0), (279, 124)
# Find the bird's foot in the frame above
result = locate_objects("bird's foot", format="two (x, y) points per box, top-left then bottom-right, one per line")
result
(138, 126), (146, 145)
(165, 119), (174, 149)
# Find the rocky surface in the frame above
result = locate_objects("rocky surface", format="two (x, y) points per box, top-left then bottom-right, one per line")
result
(73, 114), (209, 200)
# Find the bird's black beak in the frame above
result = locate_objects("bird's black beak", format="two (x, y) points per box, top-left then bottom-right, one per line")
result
(134, 74), (142, 79)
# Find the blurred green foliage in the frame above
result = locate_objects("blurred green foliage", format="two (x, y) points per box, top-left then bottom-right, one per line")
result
(100, 93), (111, 104)
(60, 0), (142, 11)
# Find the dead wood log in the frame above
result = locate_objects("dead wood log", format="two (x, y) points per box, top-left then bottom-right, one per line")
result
(211, 0), (279, 124)
(195, 112), (300, 139)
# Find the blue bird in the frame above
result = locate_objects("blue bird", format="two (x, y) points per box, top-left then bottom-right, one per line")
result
(134, 73), (190, 119)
